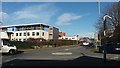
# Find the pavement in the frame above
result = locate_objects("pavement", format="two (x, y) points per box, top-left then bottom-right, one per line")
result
(1, 45), (120, 67)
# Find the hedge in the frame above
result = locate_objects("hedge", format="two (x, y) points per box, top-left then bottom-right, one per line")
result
(10, 40), (77, 49)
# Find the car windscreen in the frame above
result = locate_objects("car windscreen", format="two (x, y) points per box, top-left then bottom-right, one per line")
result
(2, 39), (12, 46)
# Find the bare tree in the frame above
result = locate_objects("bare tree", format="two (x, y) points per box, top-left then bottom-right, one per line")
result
(96, 2), (120, 44)
(104, 2), (120, 27)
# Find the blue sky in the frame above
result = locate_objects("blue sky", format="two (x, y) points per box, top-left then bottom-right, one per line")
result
(1, 2), (113, 38)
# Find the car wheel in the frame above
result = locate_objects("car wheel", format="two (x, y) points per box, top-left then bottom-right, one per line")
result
(9, 50), (16, 55)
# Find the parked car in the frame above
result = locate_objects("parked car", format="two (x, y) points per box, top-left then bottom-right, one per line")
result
(88, 43), (95, 47)
(99, 43), (120, 54)
(0, 32), (17, 55)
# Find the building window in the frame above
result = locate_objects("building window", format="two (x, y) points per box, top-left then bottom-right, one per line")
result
(16, 33), (18, 36)
(32, 32), (35, 36)
(19, 39), (21, 41)
(16, 39), (18, 41)
(36, 32), (39, 36)
(19, 33), (22, 36)
(24, 32), (26, 36)
(23, 39), (26, 41)
(27, 32), (30, 36)
(11, 39), (14, 41)
(42, 32), (44, 36)
(50, 28), (52, 30)
(72, 38), (75, 39)
(49, 34), (52, 35)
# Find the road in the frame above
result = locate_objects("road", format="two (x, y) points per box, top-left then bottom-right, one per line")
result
(1, 45), (120, 67)
(2, 45), (85, 62)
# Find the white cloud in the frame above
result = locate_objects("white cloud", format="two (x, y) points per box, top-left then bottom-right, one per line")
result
(79, 32), (95, 38)
(56, 13), (81, 26)
(0, 12), (9, 21)
(3, 3), (58, 25)
(13, 11), (39, 20)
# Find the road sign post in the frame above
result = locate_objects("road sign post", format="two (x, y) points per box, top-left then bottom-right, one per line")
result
(103, 15), (112, 63)
(103, 17), (107, 63)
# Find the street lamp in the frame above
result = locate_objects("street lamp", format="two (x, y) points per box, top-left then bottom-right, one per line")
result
(0, 22), (2, 50)
(103, 15), (112, 63)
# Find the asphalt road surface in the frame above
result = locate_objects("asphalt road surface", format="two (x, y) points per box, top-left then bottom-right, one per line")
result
(1, 45), (120, 67)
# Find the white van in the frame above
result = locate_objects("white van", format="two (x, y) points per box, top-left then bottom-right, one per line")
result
(0, 32), (17, 55)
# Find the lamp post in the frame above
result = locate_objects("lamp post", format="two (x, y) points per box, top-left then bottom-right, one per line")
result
(103, 15), (112, 63)
(0, 21), (2, 68)
(97, 0), (101, 49)
(0, 22), (2, 50)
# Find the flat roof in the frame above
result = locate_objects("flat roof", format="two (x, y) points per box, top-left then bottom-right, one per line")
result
(1, 23), (50, 28)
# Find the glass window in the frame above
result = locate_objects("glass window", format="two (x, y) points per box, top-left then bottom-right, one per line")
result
(50, 28), (52, 30)
(24, 32), (26, 36)
(23, 39), (26, 41)
(3, 39), (10, 45)
(16, 39), (18, 41)
(19, 39), (21, 41)
(72, 38), (75, 39)
(32, 32), (35, 36)
(27, 32), (30, 36)
(19, 33), (22, 36)
(49, 34), (52, 35)
(42, 32), (44, 36)
(16, 33), (18, 36)
(36, 32), (39, 36)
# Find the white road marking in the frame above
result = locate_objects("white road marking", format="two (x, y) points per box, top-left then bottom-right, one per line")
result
(52, 52), (72, 55)
(64, 49), (69, 50)
(113, 56), (119, 59)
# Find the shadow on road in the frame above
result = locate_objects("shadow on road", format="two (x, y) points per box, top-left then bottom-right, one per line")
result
(94, 51), (120, 55)
(16, 50), (24, 54)
(2, 56), (120, 68)
(2, 50), (24, 56)
(83, 46), (120, 55)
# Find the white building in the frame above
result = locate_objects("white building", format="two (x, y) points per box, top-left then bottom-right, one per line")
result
(1, 23), (59, 41)
(59, 35), (79, 40)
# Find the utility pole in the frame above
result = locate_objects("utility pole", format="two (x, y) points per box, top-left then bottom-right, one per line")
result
(0, 0), (2, 51)
(103, 18), (107, 63)
(98, 0), (101, 18)
(0, 22), (2, 49)
(0, 22), (2, 68)
(0, 0), (2, 65)
(96, 0), (101, 49)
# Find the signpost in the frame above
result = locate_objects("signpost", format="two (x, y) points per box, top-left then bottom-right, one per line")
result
(103, 17), (107, 63)
(103, 15), (112, 63)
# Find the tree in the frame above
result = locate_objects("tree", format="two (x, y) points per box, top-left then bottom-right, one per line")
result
(96, 2), (120, 44)
(112, 24), (120, 43)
